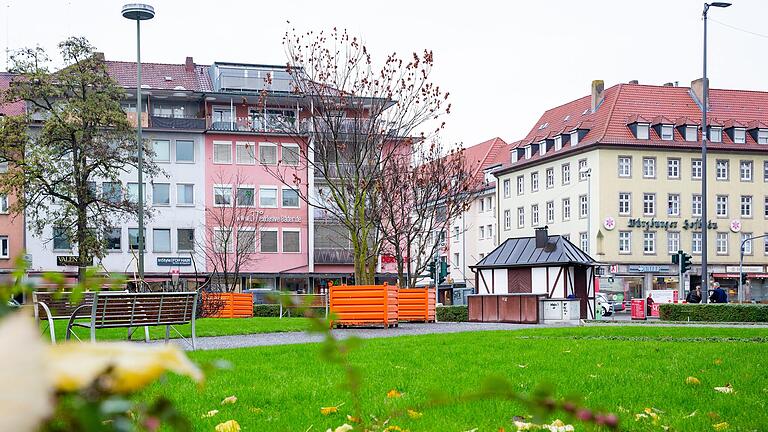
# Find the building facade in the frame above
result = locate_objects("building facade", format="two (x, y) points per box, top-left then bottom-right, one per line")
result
(495, 80), (768, 302)
(0, 73), (25, 274)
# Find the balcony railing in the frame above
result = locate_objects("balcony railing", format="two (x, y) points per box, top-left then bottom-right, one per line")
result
(206, 115), (299, 134)
(314, 247), (354, 264)
(150, 115), (206, 130)
(300, 118), (401, 138)
(217, 70), (295, 93)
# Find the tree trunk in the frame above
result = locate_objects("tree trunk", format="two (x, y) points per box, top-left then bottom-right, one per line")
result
(76, 208), (88, 283)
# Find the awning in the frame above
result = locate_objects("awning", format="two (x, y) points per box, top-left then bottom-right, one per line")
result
(712, 273), (768, 279)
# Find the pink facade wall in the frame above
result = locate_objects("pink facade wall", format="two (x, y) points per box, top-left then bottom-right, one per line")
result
(0, 191), (24, 270)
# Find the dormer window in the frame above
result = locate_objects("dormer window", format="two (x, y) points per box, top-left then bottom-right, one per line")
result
(636, 123), (650, 140)
(758, 129), (768, 144)
(554, 135), (562, 151)
(685, 126), (698, 142)
(570, 131), (579, 146)
(525, 146), (532, 159)
(734, 128), (746, 144)
(539, 141), (547, 156)
(709, 126), (723, 143)
(661, 125), (674, 141)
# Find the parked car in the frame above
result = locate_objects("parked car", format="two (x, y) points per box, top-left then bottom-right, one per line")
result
(596, 293), (613, 317)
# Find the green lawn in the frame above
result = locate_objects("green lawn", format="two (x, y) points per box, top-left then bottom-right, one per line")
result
(42, 317), (310, 343)
(140, 326), (768, 431)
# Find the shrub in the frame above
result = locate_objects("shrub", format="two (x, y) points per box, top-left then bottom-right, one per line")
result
(253, 304), (280, 317)
(437, 305), (468, 322)
(659, 303), (768, 322)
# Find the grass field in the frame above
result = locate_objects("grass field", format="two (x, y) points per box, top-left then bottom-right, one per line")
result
(139, 325), (768, 431)
(42, 316), (310, 342)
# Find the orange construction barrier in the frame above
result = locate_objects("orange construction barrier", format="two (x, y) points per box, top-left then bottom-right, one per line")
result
(329, 283), (398, 327)
(203, 292), (253, 318)
(398, 287), (436, 322)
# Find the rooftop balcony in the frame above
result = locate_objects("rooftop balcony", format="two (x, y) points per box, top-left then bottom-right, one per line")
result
(150, 115), (206, 130)
(206, 114), (299, 134)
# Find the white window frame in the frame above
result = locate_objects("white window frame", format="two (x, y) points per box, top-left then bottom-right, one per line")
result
(643, 231), (656, 255)
(570, 131), (579, 146)
(667, 158), (680, 179)
(259, 186), (278, 208)
(758, 129), (768, 145)
(716, 160), (729, 180)
(716, 232), (728, 255)
(554, 135), (562, 151)
(531, 172), (539, 192)
(618, 156), (631, 177)
(0, 194), (8, 214)
(742, 232), (753, 255)
(479, 225), (485, 239)
(741, 195), (752, 218)
(546, 168), (554, 188)
(504, 209), (511, 230)
(642, 157), (656, 178)
(258, 142), (278, 165)
(503, 179), (510, 198)
(0, 235), (10, 258)
(561, 163), (570, 185)
(580, 232), (588, 253)
(660, 125), (674, 141)
(562, 198), (571, 221)
(643, 193), (655, 216)
(259, 228), (279, 253)
(152, 228), (172, 253)
(176, 183), (194, 206)
(709, 127), (723, 143)
(578, 159), (588, 181)
(692, 159), (702, 180)
(667, 231), (680, 255)
(546, 201), (554, 224)
(517, 207), (524, 228)
(213, 140), (232, 164)
(281, 143), (301, 166)
(685, 126), (698, 142)
(282, 228), (301, 253)
(175, 139), (195, 163)
(716, 195), (728, 217)
(692, 194), (702, 217)
(740, 160), (753, 181)
(618, 192), (631, 216)
(618, 231), (631, 254)
(236, 185), (256, 208)
(692, 232), (702, 255)
(152, 183), (171, 207)
(734, 128), (746, 144)
(517, 176), (524, 195)
(667, 193), (680, 216)
(213, 184), (233, 207)
(636, 123), (650, 140)
(152, 139), (171, 163)
(236, 141), (256, 165)
(579, 195), (588, 219)
(282, 187), (300, 208)
(531, 204), (539, 226)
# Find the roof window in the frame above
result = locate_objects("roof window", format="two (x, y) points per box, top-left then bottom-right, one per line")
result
(660, 124), (674, 141)
(734, 128), (746, 144)
(709, 126), (722, 143)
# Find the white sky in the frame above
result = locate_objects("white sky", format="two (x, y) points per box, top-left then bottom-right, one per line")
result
(3, 0), (767, 147)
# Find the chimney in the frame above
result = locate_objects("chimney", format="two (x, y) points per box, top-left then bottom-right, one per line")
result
(535, 226), (549, 248)
(185, 56), (194, 72)
(663, 82), (674, 87)
(628, 80), (639, 85)
(591, 80), (604, 112)
(690, 78), (708, 110)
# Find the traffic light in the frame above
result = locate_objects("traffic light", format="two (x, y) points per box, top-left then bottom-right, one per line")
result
(741, 273), (748, 284)
(438, 261), (448, 284)
(427, 261), (436, 280)
(681, 253), (692, 273)
(672, 253), (680, 265)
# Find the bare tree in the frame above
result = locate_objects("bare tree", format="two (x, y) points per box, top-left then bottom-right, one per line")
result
(262, 27), (451, 285)
(199, 170), (261, 298)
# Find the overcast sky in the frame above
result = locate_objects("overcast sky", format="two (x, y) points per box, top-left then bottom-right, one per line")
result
(3, 0), (766, 147)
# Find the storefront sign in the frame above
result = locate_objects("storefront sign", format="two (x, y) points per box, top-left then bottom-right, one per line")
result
(236, 213), (302, 223)
(628, 265), (670, 273)
(630, 299), (646, 320)
(56, 256), (93, 266)
(626, 218), (717, 231)
(157, 257), (192, 266)
(725, 265), (763, 273)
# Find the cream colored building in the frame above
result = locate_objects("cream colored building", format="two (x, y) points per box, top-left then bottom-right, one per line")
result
(495, 80), (768, 302)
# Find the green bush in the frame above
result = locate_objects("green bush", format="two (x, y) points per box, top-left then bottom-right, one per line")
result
(659, 303), (768, 322)
(253, 304), (280, 317)
(437, 305), (468, 322)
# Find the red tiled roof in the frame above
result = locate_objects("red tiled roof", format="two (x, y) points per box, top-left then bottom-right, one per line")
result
(0, 73), (25, 116)
(462, 137), (509, 181)
(105, 60), (212, 92)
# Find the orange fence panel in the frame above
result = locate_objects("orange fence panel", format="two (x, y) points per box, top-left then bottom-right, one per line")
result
(398, 288), (436, 322)
(329, 283), (398, 327)
(203, 292), (254, 318)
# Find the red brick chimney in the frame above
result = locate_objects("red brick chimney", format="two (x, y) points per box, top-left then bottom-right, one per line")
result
(185, 56), (194, 72)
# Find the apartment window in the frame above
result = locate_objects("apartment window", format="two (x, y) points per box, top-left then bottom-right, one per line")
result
(283, 230), (300, 253)
(237, 229), (256, 253)
(740, 160), (753, 181)
(692, 194), (702, 217)
(259, 143), (278, 165)
(517, 207), (525, 228)
(127, 183), (145, 204)
(236, 187), (255, 207)
(0, 236), (9, 258)
(618, 157), (631, 177)
(578, 159), (588, 180)
(570, 131), (579, 146)
(637, 123), (650, 140)
(545, 168), (554, 188)
(479, 199), (485, 212)
(102, 182), (122, 204)
(479, 225), (485, 239)
(453, 226), (459, 240)
(742, 232), (753, 255)
(741, 195), (752, 217)
(716, 195), (728, 217)
(667, 232), (680, 254)
(554, 135), (562, 150)
(503, 179), (510, 198)
(618, 192), (631, 215)
(106, 228), (121, 251)
(282, 188), (300, 208)
(152, 183), (170, 206)
(561, 163), (571, 184)
(562, 198), (571, 221)
(517, 176), (524, 195)
(260, 230), (278, 253)
(765, 235), (768, 255)
(177, 228), (195, 252)
(667, 194), (680, 216)
(176, 184), (194, 206)
(580, 232), (588, 253)
(667, 158), (680, 179)
(0, 194), (8, 214)
(259, 187), (278, 208)
(153, 228), (171, 253)
(642, 157), (655, 178)
(692, 232), (702, 254)
(487, 224), (493, 240)
(765, 196), (768, 218)
(764, 161), (768, 182)
(660, 125), (673, 141)
(546, 201), (554, 224)
(213, 141), (232, 164)
(282, 144), (300, 166)
(531, 204), (539, 226)
(685, 126), (698, 142)
(716, 232), (728, 254)
(236, 142), (256, 164)
(691, 159), (702, 180)
(452, 252), (460, 267)
(758, 130), (768, 145)
(504, 209), (511, 230)
(175, 140), (195, 163)
(709, 127), (723, 143)
(643, 231), (656, 254)
(618, 231), (631, 254)
(531, 172), (539, 192)
(716, 160), (729, 180)
(214, 186), (232, 206)
(486, 197), (493, 212)
(153, 140), (170, 162)
(734, 128), (746, 144)
(579, 195), (588, 218)
(643, 193), (655, 216)
(128, 228), (146, 251)
(0, 161), (7, 173)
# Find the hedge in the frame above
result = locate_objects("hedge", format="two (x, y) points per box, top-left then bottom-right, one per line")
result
(659, 303), (768, 322)
(436, 305), (468, 322)
(252, 304), (281, 317)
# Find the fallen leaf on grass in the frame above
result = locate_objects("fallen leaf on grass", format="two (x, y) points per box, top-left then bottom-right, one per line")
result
(387, 389), (402, 398)
(596, 363), (603, 368)
(407, 409), (423, 419)
(685, 410), (697, 418)
(562, 350), (572, 353)
(346, 414), (361, 423)
(686, 376), (701, 385)
(325, 424), (353, 432)
(713, 421), (729, 430)
(214, 420), (241, 432)
(201, 410), (219, 418)
(220, 396), (237, 405)
(714, 358), (723, 366)
(383, 426), (403, 431)
(249, 407), (263, 414)
(517, 364), (528, 368)
(589, 374), (598, 378)
(321, 406), (339, 416)
(714, 384), (733, 394)
(707, 412), (721, 420)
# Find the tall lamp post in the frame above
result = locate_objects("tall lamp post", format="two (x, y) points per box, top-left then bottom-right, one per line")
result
(122, 3), (155, 285)
(580, 167), (592, 254)
(701, 2), (731, 303)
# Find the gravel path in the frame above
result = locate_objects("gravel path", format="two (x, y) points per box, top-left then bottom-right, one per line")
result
(175, 322), (552, 351)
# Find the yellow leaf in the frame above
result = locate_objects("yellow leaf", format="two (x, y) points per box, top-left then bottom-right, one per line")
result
(714, 358), (723, 366)
(214, 420), (241, 432)
(321, 406), (339, 415)
(407, 409), (423, 419)
(221, 395), (238, 405)
(387, 389), (402, 398)
(346, 414), (361, 423)
(713, 422), (729, 430)
(686, 376), (701, 385)
(201, 410), (219, 418)
(384, 426), (402, 431)
(250, 407), (263, 414)
(714, 384), (733, 394)
(332, 425), (354, 432)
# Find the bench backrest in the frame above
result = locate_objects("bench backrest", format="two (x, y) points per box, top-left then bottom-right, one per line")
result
(90, 291), (197, 329)
(33, 291), (96, 320)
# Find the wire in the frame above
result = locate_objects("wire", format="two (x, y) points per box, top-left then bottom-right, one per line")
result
(710, 18), (768, 40)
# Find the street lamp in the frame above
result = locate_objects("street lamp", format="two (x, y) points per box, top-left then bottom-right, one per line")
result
(701, 1), (731, 303)
(122, 3), (155, 285)
(739, 234), (767, 303)
(579, 166), (592, 254)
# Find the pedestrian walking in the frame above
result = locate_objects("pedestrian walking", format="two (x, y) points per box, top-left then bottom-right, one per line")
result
(686, 285), (702, 304)
(709, 282), (728, 303)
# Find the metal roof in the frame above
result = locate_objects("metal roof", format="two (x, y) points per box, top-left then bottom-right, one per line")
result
(471, 235), (595, 269)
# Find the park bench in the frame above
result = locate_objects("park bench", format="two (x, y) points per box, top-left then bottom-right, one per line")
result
(64, 291), (198, 349)
(33, 291), (96, 344)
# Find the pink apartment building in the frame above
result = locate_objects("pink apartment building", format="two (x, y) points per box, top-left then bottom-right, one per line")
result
(0, 72), (25, 274)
